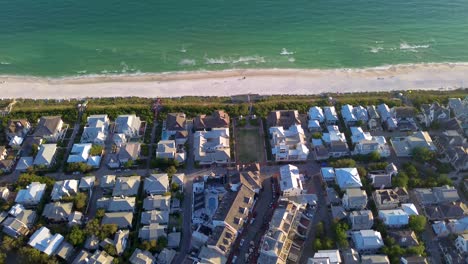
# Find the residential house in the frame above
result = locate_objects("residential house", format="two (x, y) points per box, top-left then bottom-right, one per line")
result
(361, 255), (390, 264)
(321, 167), (336, 182)
(168, 232), (181, 248)
(67, 143), (101, 168)
(72, 250), (114, 264)
(267, 110), (301, 129)
(335, 168), (362, 190)
(79, 176), (95, 191)
(15, 182), (46, 206)
(308, 249), (342, 264)
(114, 230), (129, 255)
(324, 106), (339, 125)
(433, 130), (468, 171)
(114, 142), (141, 167)
(421, 102), (451, 127)
(342, 104), (358, 127)
(401, 203), (419, 216)
(28, 227), (64, 256)
(193, 128), (230, 165)
(455, 234), (468, 254)
(390, 131), (437, 157)
(447, 216), (468, 234)
(144, 173), (170, 195)
(100, 175), (116, 193)
(448, 97), (468, 120)
(350, 127), (390, 157)
(51, 180), (78, 201)
(6, 119), (31, 141)
(353, 106), (369, 123)
(2, 217), (30, 238)
(342, 188), (367, 210)
(33, 116), (64, 142)
(367, 105), (381, 131)
(308, 106), (324, 132)
(323, 126), (350, 158)
(68, 211), (83, 226)
(16, 157), (33, 172)
(9, 135), (24, 148)
(143, 195), (171, 211)
(55, 241), (74, 262)
(341, 248), (360, 264)
(42, 202), (73, 222)
(349, 210), (374, 230)
(400, 256), (429, 264)
(156, 140), (185, 163)
(112, 176), (141, 197)
(114, 114), (142, 140)
(367, 170), (393, 189)
(97, 197), (136, 212)
(388, 230), (419, 248)
(81, 114), (109, 145)
(279, 164), (304, 197)
(351, 230), (384, 253)
(33, 144), (57, 167)
(258, 200), (311, 264)
(171, 173), (185, 191)
(102, 212), (133, 229)
(434, 185), (461, 203)
(166, 112), (186, 132)
(129, 249), (155, 264)
(270, 125), (309, 162)
(157, 248), (176, 264)
(194, 110), (230, 131)
(139, 223), (166, 241)
(377, 104), (398, 131)
(329, 141), (350, 158)
(230, 169), (262, 194)
(378, 209), (409, 228)
(373, 188), (408, 210)
(392, 107), (418, 131)
(140, 210), (169, 225)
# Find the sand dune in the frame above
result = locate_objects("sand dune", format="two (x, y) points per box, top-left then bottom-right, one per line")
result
(0, 63), (467, 99)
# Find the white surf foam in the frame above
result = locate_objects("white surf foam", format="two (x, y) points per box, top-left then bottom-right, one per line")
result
(288, 57), (295, 62)
(179, 59), (196, 66)
(370, 46), (384, 53)
(399, 42), (430, 52)
(0, 61), (11, 65)
(205, 55), (265, 65)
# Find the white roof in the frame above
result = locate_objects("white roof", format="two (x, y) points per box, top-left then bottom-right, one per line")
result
(28, 226), (64, 256)
(51, 180), (78, 201)
(324, 106), (338, 121)
(308, 106), (324, 122)
(33, 144), (57, 166)
(323, 126), (346, 143)
(378, 209), (409, 226)
(145, 174), (170, 194)
(67, 143), (92, 163)
(15, 182), (46, 204)
(335, 168), (362, 189)
(350, 127), (372, 143)
(313, 249), (342, 263)
(401, 203), (419, 216)
(87, 156), (101, 167)
(342, 104), (357, 122)
(321, 167), (335, 180)
(279, 164), (303, 192)
(79, 176), (96, 189)
(9, 136), (23, 146)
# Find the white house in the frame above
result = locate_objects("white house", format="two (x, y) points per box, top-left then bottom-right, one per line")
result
(270, 125), (309, 162)
(351, 127), (391, 157)
(156, 140), (186, 164)
(33, 144), (57, 167)
(342, 104), (358, 127)
(324, 106), (339, 125)
(193, 128), (230, 165)
(321, 167), (336, 182)
(15, 182), (46, 205)
(28, 227), (64, 256)
(353, 106), (369, 122)
(114, 114), (142, 140)
(81, 114), (109, 145)
(67, 143), (91, 163)
(352, 230), (384, 253)
(335, 168), (362, 189)
(378, 209), (409, 228)
(33, 116), (64, 142)
(322, 126), (346, 144)
(51, 180), (79, 201)
(279, 164), (304, 197)
(309, 249), (342, 264)
(144, 174), (170, 195)
(308, 107), (324, 132)
(390, 131), (437, 157)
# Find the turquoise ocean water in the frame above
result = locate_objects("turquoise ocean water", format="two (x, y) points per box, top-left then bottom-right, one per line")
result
(1, 0), (468, 76)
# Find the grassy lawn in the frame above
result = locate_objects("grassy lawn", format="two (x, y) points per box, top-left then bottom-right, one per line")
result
(237, 128), (265, 163)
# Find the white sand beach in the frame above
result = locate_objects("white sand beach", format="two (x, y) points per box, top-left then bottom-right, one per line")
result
(0, 63), (467, 99)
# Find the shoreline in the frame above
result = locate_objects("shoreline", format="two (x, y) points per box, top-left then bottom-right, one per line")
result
(0, 63), (467, 99)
